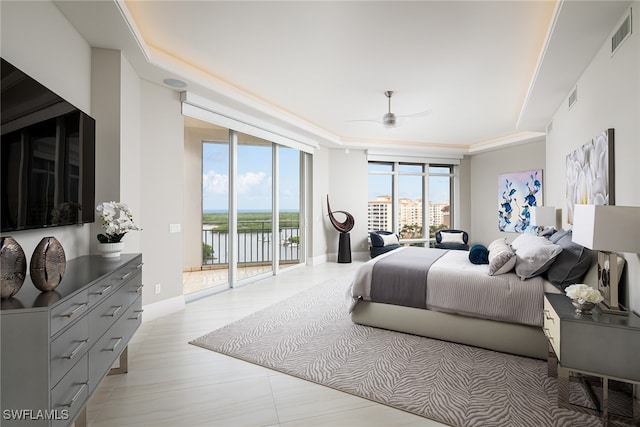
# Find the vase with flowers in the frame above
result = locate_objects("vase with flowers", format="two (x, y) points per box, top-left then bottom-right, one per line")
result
(96, 201), (141, 258)
(565, 284), (603, 314)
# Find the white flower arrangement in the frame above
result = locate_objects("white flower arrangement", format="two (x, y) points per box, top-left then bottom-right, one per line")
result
(565, 284), (604, 304)
(96, 201), (141, 243)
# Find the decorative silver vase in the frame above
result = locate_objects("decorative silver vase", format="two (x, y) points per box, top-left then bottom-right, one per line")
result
(572, 300), (595, 314)
(1, 236), (27, 299)
(30, 237), (66, 292)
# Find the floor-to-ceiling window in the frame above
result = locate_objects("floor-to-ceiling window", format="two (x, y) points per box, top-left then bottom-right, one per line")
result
(182, 113), (308, 297)
(236, 133), (273, 281)
(198, 139), (230, 293)
(367, 160), (457, 247)
(278, 146), (302, 271)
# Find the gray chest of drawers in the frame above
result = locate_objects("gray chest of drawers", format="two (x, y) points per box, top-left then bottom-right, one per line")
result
(1, 254), (143, 427)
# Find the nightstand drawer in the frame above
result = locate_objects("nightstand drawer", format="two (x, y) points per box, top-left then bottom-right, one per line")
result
(543, 296), (560, 360)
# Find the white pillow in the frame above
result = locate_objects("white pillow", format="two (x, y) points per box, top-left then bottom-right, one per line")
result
(440, 232), (465, 244)
(512, 235), (563, 280)
(488, 238), (516, 275)
(381, 233), (399, 246)
(511, 233), (543, 252)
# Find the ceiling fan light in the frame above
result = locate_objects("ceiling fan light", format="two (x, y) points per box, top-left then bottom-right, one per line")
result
(383, 112), (396, 127)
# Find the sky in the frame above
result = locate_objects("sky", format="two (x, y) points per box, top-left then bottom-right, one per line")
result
(203, 142), (450, 212)
(202, 142), (300, 211)
(368, 173), (451, 204)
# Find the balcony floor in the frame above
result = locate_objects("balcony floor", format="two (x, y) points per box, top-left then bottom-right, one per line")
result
(183, 263), (298, 295)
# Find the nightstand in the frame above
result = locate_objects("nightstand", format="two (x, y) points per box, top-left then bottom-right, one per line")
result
(543, 293), (640, 425)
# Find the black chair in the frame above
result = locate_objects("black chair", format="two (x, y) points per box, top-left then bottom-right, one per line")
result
(369, 230), (401, 258)
(435, 229), (469, 250)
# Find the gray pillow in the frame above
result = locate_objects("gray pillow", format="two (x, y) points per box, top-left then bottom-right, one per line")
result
(545, 230), (593, 289)
(512, 234), (563, 280)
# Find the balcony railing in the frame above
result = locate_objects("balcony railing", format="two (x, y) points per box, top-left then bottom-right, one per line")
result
(202, 220), (300, 266)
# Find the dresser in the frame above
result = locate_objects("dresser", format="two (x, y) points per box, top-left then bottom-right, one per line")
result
(543, 293), (640, 423)
(1, 254), (143, 427)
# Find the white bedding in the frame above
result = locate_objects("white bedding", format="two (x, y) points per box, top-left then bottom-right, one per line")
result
(349, 247), (560, 327)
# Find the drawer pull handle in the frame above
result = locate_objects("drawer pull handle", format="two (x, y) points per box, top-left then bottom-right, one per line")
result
(130, 309), (144, 320)
(543, 328), (554, 341)
(62, 339), (89, 360)
(95, 284), (113, 296)
(108, 305), (123, 317)
(132, 284), (144, 294)
(107, 337), (123, 352)
(543, 310), (554, 321)
(136, 263), (144, 269)
(62, 382), (88, 408)
(120, 271), (133, 281)
(61, 302), (88, 318)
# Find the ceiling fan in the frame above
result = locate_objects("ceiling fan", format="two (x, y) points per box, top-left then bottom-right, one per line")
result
(348, 91), (432, 128)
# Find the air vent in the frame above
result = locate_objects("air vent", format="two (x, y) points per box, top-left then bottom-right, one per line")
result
(568, 87), (578, 109)
(612, 9), (632, 55)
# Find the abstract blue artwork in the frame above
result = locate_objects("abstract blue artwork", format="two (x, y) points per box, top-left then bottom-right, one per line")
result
(498, 169), (542, 233)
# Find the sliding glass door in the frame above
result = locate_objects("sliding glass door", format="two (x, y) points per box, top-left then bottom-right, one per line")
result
(278, 146), (302, 271)
(236, 133), (273, 281)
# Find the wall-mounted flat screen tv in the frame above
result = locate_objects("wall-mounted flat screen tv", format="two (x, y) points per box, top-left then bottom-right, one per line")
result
(1, 58), (96, 232)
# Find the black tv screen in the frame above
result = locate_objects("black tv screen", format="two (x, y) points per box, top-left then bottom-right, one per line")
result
(1, 58), (96, 232)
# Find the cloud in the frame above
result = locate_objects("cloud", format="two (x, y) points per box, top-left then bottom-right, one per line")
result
(237, 171), (266, 193)
(203, 170), (268, 196)
(203, 170), (228, 194)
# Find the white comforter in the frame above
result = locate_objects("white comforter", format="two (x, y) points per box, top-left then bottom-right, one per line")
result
(349, 247), (557, 327)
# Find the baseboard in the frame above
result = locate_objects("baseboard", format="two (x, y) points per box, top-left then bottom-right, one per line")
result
(142, 295), (185, 323)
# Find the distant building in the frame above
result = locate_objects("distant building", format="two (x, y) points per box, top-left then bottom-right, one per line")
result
(368, 196), (450, 232)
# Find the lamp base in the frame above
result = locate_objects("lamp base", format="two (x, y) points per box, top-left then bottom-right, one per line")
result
(597, 251), (624, 314)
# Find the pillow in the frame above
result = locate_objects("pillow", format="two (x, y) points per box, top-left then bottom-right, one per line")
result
(440, 231), (465, 244)
(469, 244), (489, 265)
(544, 230), (593, 289)
(512, 235), (563, 280)
(381, 233), (399, 247)
(548, 228), (570, 244)
(488, 238), (516, 275)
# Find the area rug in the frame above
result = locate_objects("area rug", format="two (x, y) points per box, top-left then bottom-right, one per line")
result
(190, 276), (601, 427)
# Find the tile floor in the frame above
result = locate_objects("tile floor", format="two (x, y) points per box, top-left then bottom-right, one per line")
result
(86, 262), (446, 427)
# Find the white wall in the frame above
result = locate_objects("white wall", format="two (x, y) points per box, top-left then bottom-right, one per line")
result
(139, 81), (185, 309)
(310, 146), (330, 263)
(0, 0), (92, 260)
(469, 139), (546, 246)
(326, 149), (369, 261)
(546, 4), (640, 313)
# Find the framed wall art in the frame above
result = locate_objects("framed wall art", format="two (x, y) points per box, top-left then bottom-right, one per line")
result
(498, 169), (542, 233)
(566, 128), (615, 224)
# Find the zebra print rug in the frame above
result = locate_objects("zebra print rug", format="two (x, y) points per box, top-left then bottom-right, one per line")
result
(190, 276), (601, 427)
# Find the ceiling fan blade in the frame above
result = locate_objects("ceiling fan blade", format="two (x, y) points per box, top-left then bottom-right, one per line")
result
(397, 109), (432, 119)
(345, 118), (384, 124)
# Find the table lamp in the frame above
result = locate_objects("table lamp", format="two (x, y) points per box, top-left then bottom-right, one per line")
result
(571, 204), (640, 315)
(530, 206), (556, 234)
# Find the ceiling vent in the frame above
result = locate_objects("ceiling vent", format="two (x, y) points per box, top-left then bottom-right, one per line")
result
(568, 87), (578, 109)
(612, 9), (632, 55)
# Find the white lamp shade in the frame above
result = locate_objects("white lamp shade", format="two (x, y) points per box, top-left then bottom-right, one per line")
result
(530, 206), (555, 226)
(572, 204), (640, 253)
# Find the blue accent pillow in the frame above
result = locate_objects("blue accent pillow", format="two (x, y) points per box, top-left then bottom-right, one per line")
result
(469, 244), (489, 265)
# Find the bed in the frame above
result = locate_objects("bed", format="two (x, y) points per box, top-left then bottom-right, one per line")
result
(349, 231), (607, 360)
